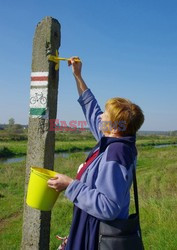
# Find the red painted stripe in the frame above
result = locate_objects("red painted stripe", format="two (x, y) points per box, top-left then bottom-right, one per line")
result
(31, 76), (48, 81)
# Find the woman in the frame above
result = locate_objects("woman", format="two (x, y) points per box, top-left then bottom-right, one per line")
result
(48, 57), (144, 250)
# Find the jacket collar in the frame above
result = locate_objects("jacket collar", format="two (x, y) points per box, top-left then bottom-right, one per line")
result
(87, 135), (136, 160)
(99, 135), (136, 154)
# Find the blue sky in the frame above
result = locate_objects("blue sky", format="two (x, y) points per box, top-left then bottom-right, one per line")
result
(0, 0), (177, 131)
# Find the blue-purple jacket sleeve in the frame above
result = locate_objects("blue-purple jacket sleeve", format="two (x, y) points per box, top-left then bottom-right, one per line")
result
(78, 89), (103, 141)
(65, 158), (128, 220)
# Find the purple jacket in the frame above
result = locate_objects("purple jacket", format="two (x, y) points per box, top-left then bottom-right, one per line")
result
(64, 89), (137, 250)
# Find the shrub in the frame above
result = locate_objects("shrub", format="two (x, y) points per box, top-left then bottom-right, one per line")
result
(0, 146), (14, 157)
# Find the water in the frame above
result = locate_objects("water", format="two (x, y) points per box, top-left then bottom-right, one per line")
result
(1, 144), (177, 164)
(0, 156), (26, 164)
(0, 151), (90, 164)
(154, 144), (177, 148)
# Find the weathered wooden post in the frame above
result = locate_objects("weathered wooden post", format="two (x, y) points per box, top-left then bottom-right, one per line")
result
(21, 17), (60, 250)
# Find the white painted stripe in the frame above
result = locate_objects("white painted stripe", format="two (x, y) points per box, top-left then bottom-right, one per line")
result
(31, 81), (48, 86)
(31, 72), (48, 77)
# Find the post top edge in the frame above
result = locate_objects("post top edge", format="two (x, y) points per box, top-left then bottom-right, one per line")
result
(37, 16), (61, 27)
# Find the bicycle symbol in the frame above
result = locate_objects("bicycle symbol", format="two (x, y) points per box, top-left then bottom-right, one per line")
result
(30, 92), (47, 105)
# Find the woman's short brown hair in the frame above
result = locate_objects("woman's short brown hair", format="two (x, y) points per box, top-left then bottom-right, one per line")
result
(105, 97), (144, 136)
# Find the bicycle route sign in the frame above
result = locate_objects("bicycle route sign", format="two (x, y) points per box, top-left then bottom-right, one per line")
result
(29, 72), (49, 118)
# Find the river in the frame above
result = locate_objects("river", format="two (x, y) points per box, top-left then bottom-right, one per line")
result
(0, 151), (90, 164)
(0, 144), (177, 164)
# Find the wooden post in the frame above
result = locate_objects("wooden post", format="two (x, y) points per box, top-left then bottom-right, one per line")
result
(21, 17), (60, 250)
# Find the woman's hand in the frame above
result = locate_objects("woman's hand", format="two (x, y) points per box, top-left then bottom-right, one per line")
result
(68, 56), (88, 96)
(47, 174), (74, 192)
(68, 56), (82, 78)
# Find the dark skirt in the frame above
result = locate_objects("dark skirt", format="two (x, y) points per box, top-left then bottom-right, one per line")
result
(65, 206), (100, 250)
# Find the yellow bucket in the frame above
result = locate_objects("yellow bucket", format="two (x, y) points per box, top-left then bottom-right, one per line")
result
(26, 167), (60, 211)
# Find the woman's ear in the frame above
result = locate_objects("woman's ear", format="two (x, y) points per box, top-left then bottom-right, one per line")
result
(111, 128), (120, 136)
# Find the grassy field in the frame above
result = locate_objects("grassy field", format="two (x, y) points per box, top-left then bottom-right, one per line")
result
(0, 144), (177, 249)
(0, 135), (177, 157)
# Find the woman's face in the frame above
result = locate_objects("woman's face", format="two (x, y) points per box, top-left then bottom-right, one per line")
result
(99, 110), (112, 135)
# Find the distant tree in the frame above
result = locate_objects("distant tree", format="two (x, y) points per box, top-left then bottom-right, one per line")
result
(170, 130), (177, 136)
(7, 118), (15, 133)
(8, 118), (15, 127)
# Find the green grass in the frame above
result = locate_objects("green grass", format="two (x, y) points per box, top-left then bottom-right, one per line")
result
(136, 146), (177, 250)
(0, 161), (25, 248)
(55, 140), (96, 152)
(0, 146), (177, 249)
(0, 141), (27, 156)
(136, 136), (177, 147)
(0, 140), (96, 157)
(0, 135), (177, 158)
